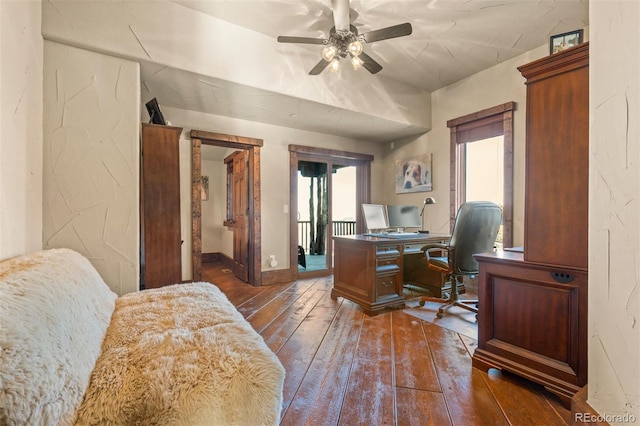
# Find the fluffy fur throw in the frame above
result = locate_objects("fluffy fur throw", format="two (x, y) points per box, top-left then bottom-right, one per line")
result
(0, 249), (117, 425)
(1, 249), (284, 425)
(75, 282), (285, 425)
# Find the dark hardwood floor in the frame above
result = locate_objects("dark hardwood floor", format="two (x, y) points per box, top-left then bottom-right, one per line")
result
(202, 262), (571, 425)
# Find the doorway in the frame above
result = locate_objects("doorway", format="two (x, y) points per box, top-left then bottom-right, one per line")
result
(448, 102), (515, 248)
(296, 161), (358, 272)
(190, 129), (263, 286)
(289, 145), (373, 278)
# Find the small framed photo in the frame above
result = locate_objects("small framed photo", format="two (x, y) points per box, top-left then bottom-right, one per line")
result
(550, 29), (584, 55)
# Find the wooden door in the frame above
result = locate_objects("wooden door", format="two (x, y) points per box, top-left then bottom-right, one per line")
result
(232, 150), (249, 282)
(141, 124), (182, 289)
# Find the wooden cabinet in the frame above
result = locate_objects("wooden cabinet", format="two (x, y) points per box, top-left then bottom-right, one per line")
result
(331, 234), (449, 315)
(140, 123), (183, 289)
(472, 44), (589, 407)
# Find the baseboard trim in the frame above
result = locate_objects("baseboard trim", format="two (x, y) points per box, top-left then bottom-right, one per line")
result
(202, 252), (220, 264)
(262, 268), (296, 286)
(571, 385), (610, 425)
(203, 252), (235, 272)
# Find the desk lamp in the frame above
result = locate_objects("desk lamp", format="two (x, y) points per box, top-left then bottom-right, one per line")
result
(419, 197), (436, 233)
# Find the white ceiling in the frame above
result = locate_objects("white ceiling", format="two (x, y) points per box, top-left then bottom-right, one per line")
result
(141, 0), (588, 142)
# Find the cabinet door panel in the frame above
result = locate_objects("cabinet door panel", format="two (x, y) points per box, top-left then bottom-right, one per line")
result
(521, 46), (589, 269)
(492, 277), (575, 363)
(141, 124), (182, 289)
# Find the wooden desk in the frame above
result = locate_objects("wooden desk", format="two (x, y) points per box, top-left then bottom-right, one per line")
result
(331, 233), (449, 315)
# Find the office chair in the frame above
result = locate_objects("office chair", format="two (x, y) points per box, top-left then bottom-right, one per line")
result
(418, 201), (502, 318)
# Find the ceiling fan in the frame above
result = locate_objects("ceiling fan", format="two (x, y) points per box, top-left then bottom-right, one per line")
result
(277, 0), (412, 75)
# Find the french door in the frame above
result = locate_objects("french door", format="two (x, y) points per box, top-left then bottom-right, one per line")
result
(289, 145), (373, 278)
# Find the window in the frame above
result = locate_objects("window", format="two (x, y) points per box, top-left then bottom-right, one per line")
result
(448, 102), (515, 248)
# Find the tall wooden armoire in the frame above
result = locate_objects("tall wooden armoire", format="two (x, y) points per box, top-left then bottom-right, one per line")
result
(472, 43), (589, 407)
(140, 123), (183, 289)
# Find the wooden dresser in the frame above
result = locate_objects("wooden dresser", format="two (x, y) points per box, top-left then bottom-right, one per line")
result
(472, 43), (589, 407)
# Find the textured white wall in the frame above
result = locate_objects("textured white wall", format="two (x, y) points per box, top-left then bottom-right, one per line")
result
(43, 41), (141, 295)
(589, 1), (640, 422)
(0, 0), (43, 259)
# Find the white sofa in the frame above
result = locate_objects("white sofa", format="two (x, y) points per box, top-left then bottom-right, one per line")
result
(0, 248), (285, 425)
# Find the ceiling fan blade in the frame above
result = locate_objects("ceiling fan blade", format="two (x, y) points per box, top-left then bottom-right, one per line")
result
(277, 36), (326, 45)
(331, 0), (350, 32)
(361, 22), (412, 43)
(359, 51), (383, 74)
(309, 59), (330, 75)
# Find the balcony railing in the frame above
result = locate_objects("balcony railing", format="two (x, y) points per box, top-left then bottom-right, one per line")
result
(298, 221), (355, 253)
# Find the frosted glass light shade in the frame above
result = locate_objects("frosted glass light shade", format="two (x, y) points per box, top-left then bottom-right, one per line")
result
(350, 55), (364, 70)
(329, 58), (340, 72)
(348, 40), (363, 57)
(322, 45), (338, 62)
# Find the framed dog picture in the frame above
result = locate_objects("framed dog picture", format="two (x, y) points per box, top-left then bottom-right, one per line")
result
(396, 154), (433, 193)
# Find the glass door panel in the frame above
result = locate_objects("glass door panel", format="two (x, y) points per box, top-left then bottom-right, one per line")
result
(297, 161), (328, 272)
(331, 165), (356, 268)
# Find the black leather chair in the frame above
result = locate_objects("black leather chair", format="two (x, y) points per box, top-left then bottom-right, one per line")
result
(419, 201), (502, 318)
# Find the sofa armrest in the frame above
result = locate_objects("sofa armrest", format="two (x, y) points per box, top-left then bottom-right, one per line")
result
(0, 249), (117, 426)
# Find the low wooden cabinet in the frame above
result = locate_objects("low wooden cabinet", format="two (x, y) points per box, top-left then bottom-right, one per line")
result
(472, 251), (587, 406)
(332, 234), (449, 315)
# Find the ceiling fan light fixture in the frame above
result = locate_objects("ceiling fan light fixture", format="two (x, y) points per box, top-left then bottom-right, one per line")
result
(347, 40), (363, 57)
(277, 1), (413, 76)
(322, 45), (338, 62)
(329, 58), (341, 72)
(350, 55), (364, 70)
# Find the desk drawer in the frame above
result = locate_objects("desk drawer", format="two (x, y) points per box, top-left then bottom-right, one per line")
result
(376, 272), (399, 299)
(377, 258), (400, 269)
(376, 246), (400, 259)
